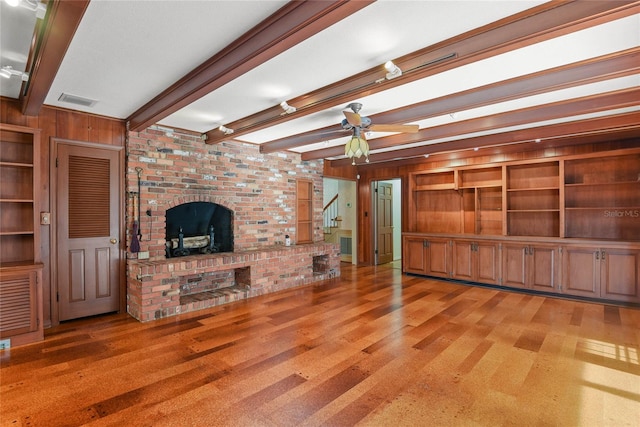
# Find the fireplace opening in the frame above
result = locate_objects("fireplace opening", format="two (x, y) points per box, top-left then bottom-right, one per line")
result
(166, 202), (233, 257)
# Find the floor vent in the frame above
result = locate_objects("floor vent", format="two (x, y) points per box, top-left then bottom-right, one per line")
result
(340, 236), (352, 254)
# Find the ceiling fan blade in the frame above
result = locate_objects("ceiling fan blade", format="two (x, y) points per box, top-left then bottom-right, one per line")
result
(369, 124), (419, 133)
(343, 111), (362, 127)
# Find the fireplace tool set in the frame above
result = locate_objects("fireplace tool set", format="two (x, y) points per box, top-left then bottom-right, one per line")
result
(129, 167), (143, 253)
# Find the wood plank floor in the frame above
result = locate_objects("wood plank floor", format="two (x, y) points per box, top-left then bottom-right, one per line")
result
(1, 263), (639, 426)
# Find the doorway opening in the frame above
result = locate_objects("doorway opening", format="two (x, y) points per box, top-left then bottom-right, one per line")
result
(373, 179), (402, 267)
(323, 178), (357, 264)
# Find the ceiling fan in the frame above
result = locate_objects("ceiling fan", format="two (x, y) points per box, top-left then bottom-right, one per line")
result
(341, 102), (419, 164)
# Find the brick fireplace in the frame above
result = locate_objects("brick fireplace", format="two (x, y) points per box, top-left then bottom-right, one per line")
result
(125, 128), (340, 321)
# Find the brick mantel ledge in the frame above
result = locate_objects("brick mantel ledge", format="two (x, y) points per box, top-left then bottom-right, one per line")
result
(127, 243), (340, 321)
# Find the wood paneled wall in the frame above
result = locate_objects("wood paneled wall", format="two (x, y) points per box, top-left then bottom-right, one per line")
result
(2, 93), (637, 323)
(1, 98), (126, 327)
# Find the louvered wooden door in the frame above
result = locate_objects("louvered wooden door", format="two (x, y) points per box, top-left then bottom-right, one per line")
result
(57, 143), (120, 321)
(0, 265), (43, 344)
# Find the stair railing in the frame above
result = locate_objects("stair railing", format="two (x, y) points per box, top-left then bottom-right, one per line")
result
(323, 194), (339, 231)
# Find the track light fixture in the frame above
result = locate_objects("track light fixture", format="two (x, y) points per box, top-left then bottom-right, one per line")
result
(384, 60), (402, 80)
(280, 101), (296, 114)
(0, 66), (29, 81)
(218, 125), (234, 135)
(3, 0), (47, 19)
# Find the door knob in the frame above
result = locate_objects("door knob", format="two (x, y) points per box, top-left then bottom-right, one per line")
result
(110, 238), (118, 244)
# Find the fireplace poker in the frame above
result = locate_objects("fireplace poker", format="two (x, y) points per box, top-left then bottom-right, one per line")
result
(136, 167), (143, 241)
(130, 192), (140, 253)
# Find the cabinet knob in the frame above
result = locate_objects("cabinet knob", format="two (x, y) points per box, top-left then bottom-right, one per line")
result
(110, 238), (118, 244)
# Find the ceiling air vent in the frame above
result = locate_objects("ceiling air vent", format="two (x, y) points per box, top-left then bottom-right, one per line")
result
(58, 93), (98, 108)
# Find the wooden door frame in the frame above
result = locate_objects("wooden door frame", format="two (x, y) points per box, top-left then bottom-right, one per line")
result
(49, 138), (125, 326)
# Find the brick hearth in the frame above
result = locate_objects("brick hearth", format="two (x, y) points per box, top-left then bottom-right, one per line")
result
(127, 243), (339, 321)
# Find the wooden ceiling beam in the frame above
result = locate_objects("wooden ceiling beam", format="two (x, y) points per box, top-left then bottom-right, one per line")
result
(127, 0), (373, 132)
(20, 0), (90, 116)
(260, 48), (640, 153)
(215, 0), (639, 146)
(303, 88), (640, 161)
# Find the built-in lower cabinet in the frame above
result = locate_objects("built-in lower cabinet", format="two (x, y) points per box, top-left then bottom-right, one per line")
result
(403, 236), (449, 279)
(562, 244), (640, 303)
(502, 242), (559, 292)
(403, 234), (639, 304)
(451, 239), (500, 285)
(0, 264), (43, 347)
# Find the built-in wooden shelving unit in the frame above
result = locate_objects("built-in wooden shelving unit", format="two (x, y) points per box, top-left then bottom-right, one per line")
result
(0, 124), (44, 347)
(404, 148), (640, 304)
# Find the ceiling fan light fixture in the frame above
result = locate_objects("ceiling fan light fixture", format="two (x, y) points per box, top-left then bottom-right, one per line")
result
(384, 60), (402, 80)
(345, 135), (369, 165)
(218, 125), (234, 135)
(280, 101), (296, 114)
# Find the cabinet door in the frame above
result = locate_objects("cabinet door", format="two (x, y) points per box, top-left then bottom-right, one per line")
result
(425, 238), (450, 278)
(451, 240), (474, 281)
(600, 247), (640, 303)
(0, 266), (43, 345)
(403, 237), (427, 274)
(476, 241), (500, 285)
(452, 240), (499, 284)
(529, 244), (559, 292)
(562, 246), (599, 298)
(502, 243), (528, 289)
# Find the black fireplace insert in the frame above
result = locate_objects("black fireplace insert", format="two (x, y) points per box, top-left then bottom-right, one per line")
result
(165, 202), (233, 257)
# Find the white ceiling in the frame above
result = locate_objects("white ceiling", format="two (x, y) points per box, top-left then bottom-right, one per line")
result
(1, 0), (639, 163)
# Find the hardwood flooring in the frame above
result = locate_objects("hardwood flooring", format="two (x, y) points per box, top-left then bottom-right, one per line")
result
(1, 263), (639, 426)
